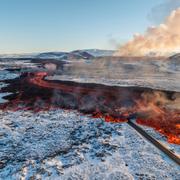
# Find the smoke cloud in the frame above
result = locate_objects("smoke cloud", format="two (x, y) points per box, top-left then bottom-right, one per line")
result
(44, 63), (57, 71)
(115, 7), (180, 57)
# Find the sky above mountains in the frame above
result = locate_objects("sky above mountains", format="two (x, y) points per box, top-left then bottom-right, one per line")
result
(0, 0), (175, 54)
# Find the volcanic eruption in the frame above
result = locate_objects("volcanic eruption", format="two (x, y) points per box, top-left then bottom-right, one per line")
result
(0, 4), (180, 147)
(0, 71), (179, 144)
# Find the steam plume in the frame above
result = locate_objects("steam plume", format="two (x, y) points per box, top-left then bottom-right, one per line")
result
(115, 8), (180, 56)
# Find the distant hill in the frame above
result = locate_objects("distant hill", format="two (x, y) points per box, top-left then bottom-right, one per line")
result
(82, 49), (115, 57)
(36, 49), (115, 59)
(36, 50), (94, 60)
(0, 53), (38, 59)
(0, 49), (115, 60)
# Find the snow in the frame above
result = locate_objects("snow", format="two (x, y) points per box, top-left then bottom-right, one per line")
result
(0, 70), (19, 103)
(0, 109), (179, 179)
(0, 70), (19, 81)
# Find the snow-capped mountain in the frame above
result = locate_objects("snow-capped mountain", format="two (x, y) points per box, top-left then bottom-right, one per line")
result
(35, 49), (115, 59)
(81, 49), (115, 57)
(36, 50), (94, 60)
(0, 49), (115, 60)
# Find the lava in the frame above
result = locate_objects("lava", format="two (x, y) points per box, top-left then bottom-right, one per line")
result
(0, 71), (179, 144)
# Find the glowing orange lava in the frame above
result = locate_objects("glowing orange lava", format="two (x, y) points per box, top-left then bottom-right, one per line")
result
(0, 71), (179, 144)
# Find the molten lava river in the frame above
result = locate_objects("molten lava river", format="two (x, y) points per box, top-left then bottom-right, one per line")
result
(0, 71), (180, 144)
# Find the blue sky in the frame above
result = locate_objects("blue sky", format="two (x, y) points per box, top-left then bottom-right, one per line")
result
(0, 0), (165, 53)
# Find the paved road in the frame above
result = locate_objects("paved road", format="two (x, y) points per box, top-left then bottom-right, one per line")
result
(128, 120), (180, 166)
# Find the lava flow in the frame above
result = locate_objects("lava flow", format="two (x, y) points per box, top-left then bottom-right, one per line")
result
(0, 71), (180, 144)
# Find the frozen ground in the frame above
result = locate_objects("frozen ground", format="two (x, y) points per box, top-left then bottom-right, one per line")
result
(0, 109), (179, 179)
(0, 70), (19, 103)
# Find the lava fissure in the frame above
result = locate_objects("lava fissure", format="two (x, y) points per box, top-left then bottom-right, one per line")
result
(0, 71), (179, 144)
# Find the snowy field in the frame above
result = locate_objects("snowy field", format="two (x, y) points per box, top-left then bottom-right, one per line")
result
(0, 109), (179, 179)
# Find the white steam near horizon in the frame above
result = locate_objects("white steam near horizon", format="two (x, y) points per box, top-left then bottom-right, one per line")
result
(115, 6), (180, 57)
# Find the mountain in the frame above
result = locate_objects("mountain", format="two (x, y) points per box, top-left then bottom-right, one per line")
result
(36, 49), (115, 59)
(81, 49), (115, 57)
(36, 52), (68, 59)
(0, 49), (115, 60)
(0, 53), (38, 59)
(36, 50), (94, 60)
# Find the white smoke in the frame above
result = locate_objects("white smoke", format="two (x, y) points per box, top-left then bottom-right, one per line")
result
(44, 63), (57, 71)
(115, 8), (180, 57)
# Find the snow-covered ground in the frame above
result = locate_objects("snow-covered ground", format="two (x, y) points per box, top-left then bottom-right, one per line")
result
(0, 70), (19, 103)
(0, 70), (19, 80)
(0, 109), (179, 179)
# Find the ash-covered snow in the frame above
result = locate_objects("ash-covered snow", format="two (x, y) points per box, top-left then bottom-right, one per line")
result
(0, 93), (11, 103)
(0, 70), (20, 103)
(0, 110), (179, 179)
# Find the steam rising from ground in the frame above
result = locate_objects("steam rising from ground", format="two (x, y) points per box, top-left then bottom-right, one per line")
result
(44, 63), (57, 71)
(115, 8), (180, 56)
